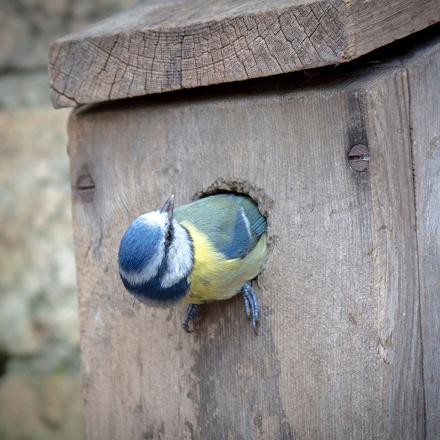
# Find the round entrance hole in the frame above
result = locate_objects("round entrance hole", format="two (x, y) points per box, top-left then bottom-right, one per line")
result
(192, 177), (275, 253)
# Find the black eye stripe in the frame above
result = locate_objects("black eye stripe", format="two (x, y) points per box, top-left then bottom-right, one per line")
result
(164, 223), (174, 245)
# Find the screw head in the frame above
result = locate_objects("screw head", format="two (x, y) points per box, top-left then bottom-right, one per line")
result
(348, 144), (369, 172)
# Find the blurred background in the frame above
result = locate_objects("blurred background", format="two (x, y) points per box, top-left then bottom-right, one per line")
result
(0, 1), (139, 439)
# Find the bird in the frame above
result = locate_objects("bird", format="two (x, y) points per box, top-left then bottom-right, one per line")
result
(118, 193), (267, 333)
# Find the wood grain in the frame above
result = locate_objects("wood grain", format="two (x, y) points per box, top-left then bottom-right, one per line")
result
(67, 47), (428, 438)
(49, 0), (440, 108)
(406, 36), (440, 440)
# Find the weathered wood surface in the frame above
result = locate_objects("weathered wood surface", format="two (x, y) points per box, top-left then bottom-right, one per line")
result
(65, 38), (439, 439)
(407, 37), (440, 440)
(49, 0), (440, 108)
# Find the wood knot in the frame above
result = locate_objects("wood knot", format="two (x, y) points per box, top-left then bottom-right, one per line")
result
(75, 174), (95, 202)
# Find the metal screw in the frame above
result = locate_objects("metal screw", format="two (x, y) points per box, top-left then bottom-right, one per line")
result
(348, 144), (370, 172)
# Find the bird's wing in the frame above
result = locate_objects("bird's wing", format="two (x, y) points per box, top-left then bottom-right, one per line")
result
(174, 194), (267, 260)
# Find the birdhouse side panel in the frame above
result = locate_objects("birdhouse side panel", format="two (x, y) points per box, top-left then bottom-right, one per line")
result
(407, 39), (440, 440)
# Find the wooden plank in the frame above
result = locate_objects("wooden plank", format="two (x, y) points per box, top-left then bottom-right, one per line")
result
(406, 36), (440, 440)
(49, 0), (440, 108)
(67, 56), (424, 438)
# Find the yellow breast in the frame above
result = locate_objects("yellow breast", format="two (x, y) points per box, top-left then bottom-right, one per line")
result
(180, 221), (267, 304)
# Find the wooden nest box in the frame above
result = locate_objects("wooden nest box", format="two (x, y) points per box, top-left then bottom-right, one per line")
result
(49, 0), (440, 438)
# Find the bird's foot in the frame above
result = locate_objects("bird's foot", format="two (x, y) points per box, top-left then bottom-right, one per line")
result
(241, 281), (259, 334)
(182, 304), (200, 333)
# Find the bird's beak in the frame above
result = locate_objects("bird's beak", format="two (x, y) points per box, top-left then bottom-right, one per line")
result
(160, 194), (175, 220)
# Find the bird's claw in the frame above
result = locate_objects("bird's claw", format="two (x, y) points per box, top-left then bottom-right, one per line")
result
(243, 295), (251, 319)
(241, 282), (259, 334)
(182, 304), (200, 333)
(183, 286), (259, 334)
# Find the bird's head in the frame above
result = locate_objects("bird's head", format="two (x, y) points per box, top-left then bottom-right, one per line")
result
(118, 195), (193, 305)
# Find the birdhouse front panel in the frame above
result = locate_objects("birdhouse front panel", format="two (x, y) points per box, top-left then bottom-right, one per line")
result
(67, 60), (425, 438)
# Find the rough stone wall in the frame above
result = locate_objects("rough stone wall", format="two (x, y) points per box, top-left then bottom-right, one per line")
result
(0, 1), (139, 439)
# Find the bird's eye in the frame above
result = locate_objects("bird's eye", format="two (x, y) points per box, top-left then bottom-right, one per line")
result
(165, 228), (173, 246)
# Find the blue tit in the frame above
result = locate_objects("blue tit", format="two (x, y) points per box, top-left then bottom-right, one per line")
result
(118, 193), (267, 332)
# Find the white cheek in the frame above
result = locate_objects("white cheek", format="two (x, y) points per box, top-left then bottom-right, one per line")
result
(160, 222), (193, 288)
